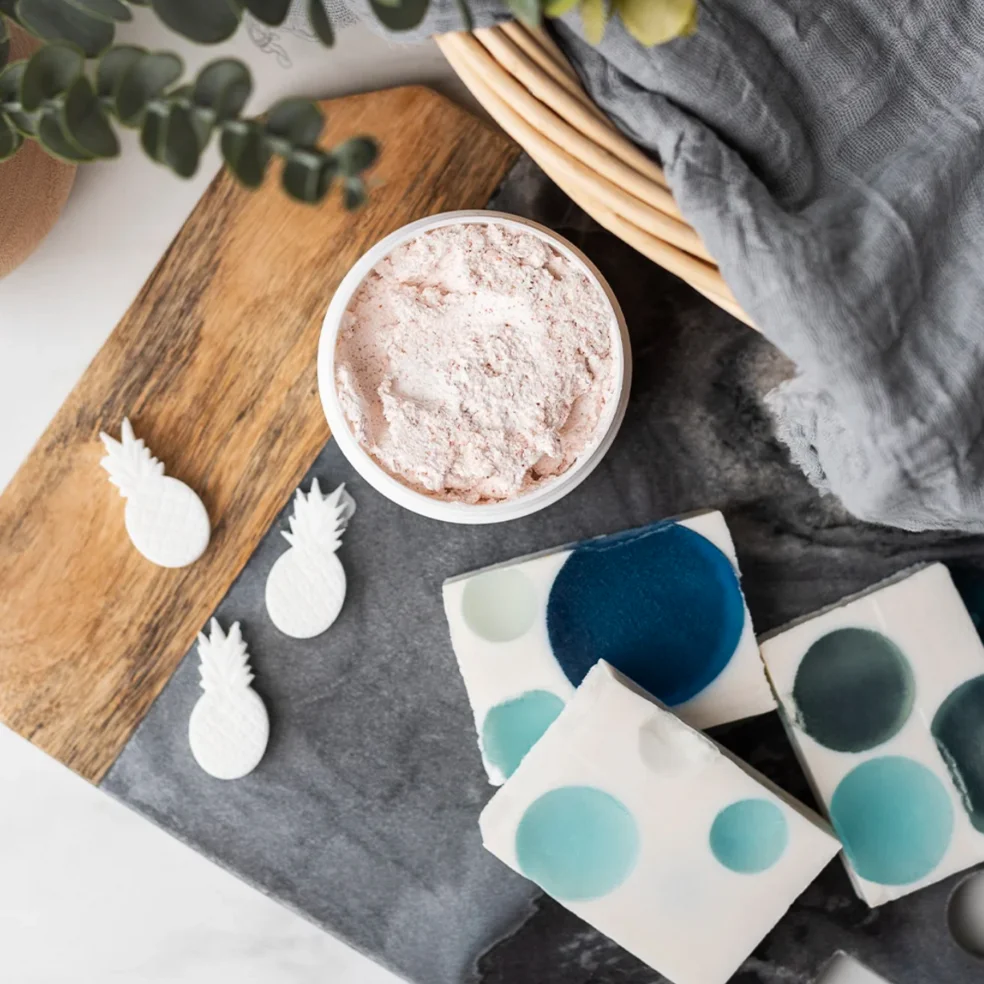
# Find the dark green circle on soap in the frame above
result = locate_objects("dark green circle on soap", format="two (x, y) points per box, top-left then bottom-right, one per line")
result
(932, 676), (984, 833)
(792, 628), (914, 753)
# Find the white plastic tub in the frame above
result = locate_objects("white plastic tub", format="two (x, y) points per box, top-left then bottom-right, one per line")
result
(317, 210), (631, 524)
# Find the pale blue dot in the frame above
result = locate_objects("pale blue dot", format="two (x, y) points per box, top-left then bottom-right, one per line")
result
(462, 568), (538, 643)
(482, 691), (565, 779)
(710, 799), (789, 874)
(830, 756), (954, 886)
(515, 786), (639, 901)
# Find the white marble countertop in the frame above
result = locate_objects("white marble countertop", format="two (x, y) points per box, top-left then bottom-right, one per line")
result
(0, 11), (883, 982)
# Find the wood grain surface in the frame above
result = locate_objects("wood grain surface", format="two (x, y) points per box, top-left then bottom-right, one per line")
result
(0, 86), (517, 783)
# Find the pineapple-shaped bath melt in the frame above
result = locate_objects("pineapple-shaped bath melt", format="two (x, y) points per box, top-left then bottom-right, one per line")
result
(188, 619), (269, 780)
(99, 418), (210, 568)
(265, 479), (355, 639)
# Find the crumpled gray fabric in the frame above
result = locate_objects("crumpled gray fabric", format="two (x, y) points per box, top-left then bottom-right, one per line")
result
(349, 0), (984, 532)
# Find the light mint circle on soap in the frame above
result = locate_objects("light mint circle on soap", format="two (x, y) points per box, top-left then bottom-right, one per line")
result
(481, 690), (565, 779)
(830, 756), (954, 885)
(461, 568), (538, 643)
(516, 786), (639, 901)
(710, 798), (789, 874)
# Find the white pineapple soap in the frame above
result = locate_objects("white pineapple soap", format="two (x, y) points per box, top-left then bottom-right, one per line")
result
(265, 479), (355, 639)
(189, 619), (269, 780)
(99, 417), (210, 568)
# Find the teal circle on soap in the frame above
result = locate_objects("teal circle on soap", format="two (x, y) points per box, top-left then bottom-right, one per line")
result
(710, 798), (789, 874)
(515, 786), (639, 901)
(462, 568), (538, 643)
(482, 690), (565, 779)
(830, 756), (953, 886)
(792, 628), (914, 753)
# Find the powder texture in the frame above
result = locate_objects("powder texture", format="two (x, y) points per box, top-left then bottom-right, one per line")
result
(334, 223), (616, 504)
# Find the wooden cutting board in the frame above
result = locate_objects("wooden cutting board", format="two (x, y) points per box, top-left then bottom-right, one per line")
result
(0, 86), (517, 783)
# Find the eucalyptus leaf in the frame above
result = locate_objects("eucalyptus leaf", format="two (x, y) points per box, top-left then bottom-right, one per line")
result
(579, 0), (607, 44)
(20, 41), (83, 112)
(116, 50), (182, 125)
(220, 118), (270, 187)
(243, 0), (290, 25)
(342, 176), (366, 210)
(615, 0), (696, 45)
(38, 104), (93, 159)
(150, 0), (241, 44)
(307, 0), (333, 46)
(0, 112), (23, 160)
(193, 57), (251, 120)
(63, 0), (132, 22)
(62, 73), (118, 155)
(265, 96), (322, 147)
(332, 135), (377, 175)
(164, 101), (198, 176)
(282, 147), (332, 203)
(0, 15), (9, 68)
(0, 58), (24, 103)
(506, 0), (539, 27)
(368, 0), (428, 31)
(16, 0), (114, 56)
(544, 0), (577, 16)
(96, 44), (142, 99)
(139, 100), (167, 160)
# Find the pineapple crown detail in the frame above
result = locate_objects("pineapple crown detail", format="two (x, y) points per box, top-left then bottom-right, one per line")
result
(99, 417), (166, 498)
(196, 619), (255, 692)
(282, 479), (356, 555)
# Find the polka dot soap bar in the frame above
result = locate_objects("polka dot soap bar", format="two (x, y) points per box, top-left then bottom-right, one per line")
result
(479, 661), (839, 984)
(760, 564), (984, 907)
(442, 512), (775, 784)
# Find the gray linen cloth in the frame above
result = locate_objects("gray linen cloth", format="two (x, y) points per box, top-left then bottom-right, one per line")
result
(351, 0), (984, 532)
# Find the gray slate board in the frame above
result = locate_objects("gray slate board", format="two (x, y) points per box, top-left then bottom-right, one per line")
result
(103, 158), (984, 984)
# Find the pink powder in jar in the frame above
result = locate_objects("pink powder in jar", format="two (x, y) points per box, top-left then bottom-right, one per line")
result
(333, 221), (616, 504)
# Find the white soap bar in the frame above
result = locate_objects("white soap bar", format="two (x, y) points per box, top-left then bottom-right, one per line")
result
(443, 511), (774, 784)
(760, 564), (984, 906)
(480, 661), (839, 984)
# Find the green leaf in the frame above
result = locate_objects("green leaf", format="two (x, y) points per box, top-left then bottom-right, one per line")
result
(0, 112), (23, 160)
(163, 102), (198, 176)
(150, 0), (241, 44)
(38, 105), (93, 159)
(544, 0), (577, 16)
(0, 62), (38, 134)
(579, 0), (607, 44)
(20, 41), (83, 112)
(16, 0), (114, 56)
(62, 73), (118, 155)
(506, 0), (540, 27)
(242, 0), (289, 25)
(63, 0), (131, 22)
(615, 0), (696, 45)
(265, 96), (322, 147)
(332, 135), (377, 175)
(95, 44), (142, 99)
(342, 176), (366, 210)
(368, 0), (429, 31)
(307, 0), (333, 46)
(0, 14), (10, 69)
(281, 147), (333, 203)
(139, 100), (166, 160)
(193, 57), (251, 120)
(220, 118), (271, 187)
(115, 50), (182, 125)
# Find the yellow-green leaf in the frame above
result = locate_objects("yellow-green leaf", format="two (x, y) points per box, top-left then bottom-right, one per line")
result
(616, 0), (697, 47)
(545, 0), (578, 17)
(579, 0), (608, 44)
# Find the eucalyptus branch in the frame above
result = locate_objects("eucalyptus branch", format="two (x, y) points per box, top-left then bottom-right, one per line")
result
(0, 40), (377, 205)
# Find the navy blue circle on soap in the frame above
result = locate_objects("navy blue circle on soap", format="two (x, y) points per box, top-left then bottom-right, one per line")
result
(792, 628), (914, 753)
(546, 522), (745, 706)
